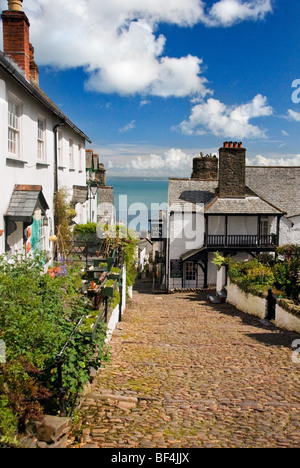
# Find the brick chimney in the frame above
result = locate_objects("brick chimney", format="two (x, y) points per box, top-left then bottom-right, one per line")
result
(1, 0), (39, 84)
(218, 142), (246, 198)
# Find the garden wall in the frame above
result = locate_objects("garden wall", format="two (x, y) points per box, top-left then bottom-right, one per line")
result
(226, 280), (267, 319)
(106, 266), (127, 343)
(275, 302), (300, 334)
(226, 279), (300, 334)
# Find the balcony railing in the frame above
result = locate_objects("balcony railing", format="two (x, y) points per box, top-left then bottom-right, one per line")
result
(207, 234), (277, 248)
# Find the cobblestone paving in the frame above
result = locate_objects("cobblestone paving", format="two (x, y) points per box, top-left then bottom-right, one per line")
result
(73, 283), (300, 448)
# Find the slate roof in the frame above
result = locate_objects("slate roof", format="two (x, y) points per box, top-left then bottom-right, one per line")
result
(168, 178), (218, 211)
(246, 167), (300, 218)
(168, 166), (298, 217)
(0, 51), (91, 143)
(5, 185), (49, 222)
(205, 191), (284, 215)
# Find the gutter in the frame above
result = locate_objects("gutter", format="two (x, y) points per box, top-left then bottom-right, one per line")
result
(0, 52), (92, 144)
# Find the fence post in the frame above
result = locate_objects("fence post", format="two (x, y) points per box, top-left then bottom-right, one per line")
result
(104, 296), (108, 322)
(119, 275), (123, 322)
(266, 288), (276, 321)
(56, 355), (65, 417)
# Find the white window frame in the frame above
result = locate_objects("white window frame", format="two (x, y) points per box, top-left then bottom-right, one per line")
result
(37, 117), (46, 161)
(185, 261), (197, 281)
(58, 129), (63, 166)
(78, 143), (82, 171)
(260, 217), (269, 236)
(8, 96), (22, 158)
(69, 138), (74, 169)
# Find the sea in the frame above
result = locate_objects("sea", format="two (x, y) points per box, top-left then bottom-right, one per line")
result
(106, 177), (169, 232)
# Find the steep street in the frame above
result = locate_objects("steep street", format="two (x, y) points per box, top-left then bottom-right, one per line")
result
(72, 281), (300, 448)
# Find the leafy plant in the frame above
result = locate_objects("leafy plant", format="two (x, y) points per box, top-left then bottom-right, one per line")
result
(0, 251), (109, 444)
(54, 188), (76, 258)
(228, 259), (274, 294)
(212, 252), (231, 270)
(277, 244), (300, 260)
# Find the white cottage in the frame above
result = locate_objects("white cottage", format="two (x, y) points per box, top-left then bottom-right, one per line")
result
(0, 0), (91, 258)
(166, 141), (300, 291)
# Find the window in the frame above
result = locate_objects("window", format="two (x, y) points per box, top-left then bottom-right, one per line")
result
(58, 129), (63, 166)
(185, 261), (197, 281)
(260, 217), (269, 236)
(69, 139), (74, 169)
(37, 118), (46, 161)
(78, 144), (82, 171)
(8, 99), (20, 156)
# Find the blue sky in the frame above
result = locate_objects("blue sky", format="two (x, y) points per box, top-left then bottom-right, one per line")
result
(1, 0), (300, 176)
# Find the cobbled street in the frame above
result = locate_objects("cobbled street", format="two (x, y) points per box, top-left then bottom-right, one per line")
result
(72, 282), (300, 448)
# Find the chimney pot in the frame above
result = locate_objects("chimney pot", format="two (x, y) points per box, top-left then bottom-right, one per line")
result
(8, 0), (23, 11)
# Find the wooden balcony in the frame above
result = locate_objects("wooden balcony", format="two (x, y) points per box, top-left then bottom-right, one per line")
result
(207, 234), (277, 249)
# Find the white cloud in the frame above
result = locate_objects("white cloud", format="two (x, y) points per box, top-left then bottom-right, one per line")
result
(247, 154), (300, 166)
(107, 148), (195, 177)
(206, 0), (273, 27)
(287, 109), (300, 122)
(177, 94), (273, 139)
(119, 120), (136, 133)
(140, 100), (151, 107)
(0, 0), (273, 97)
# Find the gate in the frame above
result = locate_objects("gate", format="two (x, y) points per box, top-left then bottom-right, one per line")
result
(266, 288), (276, 321)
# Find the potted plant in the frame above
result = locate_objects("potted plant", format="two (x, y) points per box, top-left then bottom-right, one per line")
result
(101, 279), (117, 298)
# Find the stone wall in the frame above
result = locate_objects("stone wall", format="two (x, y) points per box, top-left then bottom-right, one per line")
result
(226, 279), (300, 334)
(219, 144), (246, 198)
(191, 155), (218, 180)
(226, 280), (267, 319)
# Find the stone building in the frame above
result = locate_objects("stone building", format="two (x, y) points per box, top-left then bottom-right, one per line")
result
(85, 150), (115, 225)
(166, 141), (300, 291)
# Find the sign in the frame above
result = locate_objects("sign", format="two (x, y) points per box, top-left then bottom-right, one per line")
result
(170, 259), (182, 278)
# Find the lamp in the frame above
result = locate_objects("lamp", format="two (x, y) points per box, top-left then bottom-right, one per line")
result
(90, 182), (98, 199)
(43, 216), (49, 227)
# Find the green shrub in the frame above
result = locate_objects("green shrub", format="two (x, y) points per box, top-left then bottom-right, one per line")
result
(228, 259), (274, 294)
(0, 251), (109, 443)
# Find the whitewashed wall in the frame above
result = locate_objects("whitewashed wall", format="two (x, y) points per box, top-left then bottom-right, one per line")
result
(226, 280), (267, 319)
(168, 210), (205, 289)
(277, 216), (300, 246)
(226, 279), (300, 334)
(0, 70), (87, 256)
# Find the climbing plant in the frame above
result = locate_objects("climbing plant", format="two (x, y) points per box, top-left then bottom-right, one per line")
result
(54, 188), (77, 258)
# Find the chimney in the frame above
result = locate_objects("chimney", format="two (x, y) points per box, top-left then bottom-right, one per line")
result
(1, 0), (39, 84)
(191, 153), (218, 180)
(95, 163), (107, 186)
(218, 142), (246, 198)
(29, 43), (39, 85)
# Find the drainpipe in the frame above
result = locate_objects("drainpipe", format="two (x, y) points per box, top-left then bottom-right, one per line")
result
(53, 122), (65, 259)
(53, 122), (65, 195)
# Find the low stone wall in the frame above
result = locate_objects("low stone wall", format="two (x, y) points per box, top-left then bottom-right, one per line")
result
(226, 279), (300, 334)
(106, 266), (126, 343)
(226, 280), (267, 319)
(276, 302), (300, 334)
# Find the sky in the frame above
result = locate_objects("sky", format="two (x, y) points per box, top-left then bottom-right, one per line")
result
(1, 0), (300, 177)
